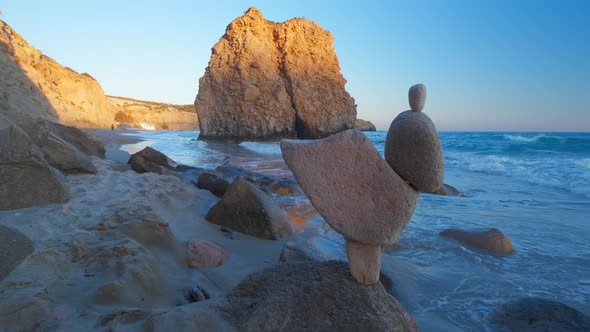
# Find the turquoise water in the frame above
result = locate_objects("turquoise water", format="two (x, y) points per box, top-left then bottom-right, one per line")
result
(120, 130), (590, 331)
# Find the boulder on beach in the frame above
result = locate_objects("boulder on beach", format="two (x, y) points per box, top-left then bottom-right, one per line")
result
(385, 110), (444, 193)
(195, 7), (356, 141)
(489, 297), (590, 331)
(187, 240), (228, 268)
(440, 228), (515, 256)
(0, 225), (35, 281)
(14, 121), (96, 174)
(196, 170), (230, 198)
(281, 129), (419, 246)
(128, 146), (177, 174)
(219, 260), (417, 331)
(206, 179), (293, 240)
(9, 115), (106, 158)
(0, 114), (70, 211)
(354, 118), (377, 131)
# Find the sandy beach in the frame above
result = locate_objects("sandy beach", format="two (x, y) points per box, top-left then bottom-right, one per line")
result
(0, 130), (288, 331)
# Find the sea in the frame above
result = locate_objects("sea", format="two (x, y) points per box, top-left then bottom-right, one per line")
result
(118, 130), (590, 331)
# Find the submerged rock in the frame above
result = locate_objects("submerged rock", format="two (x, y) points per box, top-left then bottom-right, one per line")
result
(354, 118), (377, 131)
(0, 114), (70, 211)
(440, 228), (515, 256)
(433, 183), (464, 197)
(220, 260), (417, 331)
(0, 225), (34, 281)
(206, 179), (293, 240)
(489, 297), (590, 331)
(195, 7), (356, 141)
(215, 165), (300, 196)
(281, 129), (418, 246)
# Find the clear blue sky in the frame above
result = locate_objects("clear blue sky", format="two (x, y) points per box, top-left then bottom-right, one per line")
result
(1, 0), (589, 131)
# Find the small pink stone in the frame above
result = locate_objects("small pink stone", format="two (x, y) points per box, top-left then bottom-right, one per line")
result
(187, 240), (228, 268)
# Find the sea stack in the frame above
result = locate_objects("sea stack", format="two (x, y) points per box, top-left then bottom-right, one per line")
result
(195, 7), (356, 141)
(281, 84), (444, 285)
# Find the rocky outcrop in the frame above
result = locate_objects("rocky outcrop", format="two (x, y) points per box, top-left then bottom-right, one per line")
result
(220, 261), (417, 331)
(0, 114), (70, 210)
(489, 297), (590, 331)
(206, 179), (293, 240)
(195, 7), (356, 141)
(0, 20), (117, 128)
(440, 228), (515, 256)
(0, 225), (34, 281)
(354, 119), (376, 131)
(107, 96), (198, 130)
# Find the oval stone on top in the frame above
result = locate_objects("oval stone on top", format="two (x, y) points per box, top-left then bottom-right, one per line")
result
(384, 111), (444, 193)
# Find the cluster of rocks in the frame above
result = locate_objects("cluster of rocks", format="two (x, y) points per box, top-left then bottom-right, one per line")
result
(0, 114), (104, 211)
(127, 146), (295, 241)
(281, 84), (444, 284)
(194, 7), (356, 141)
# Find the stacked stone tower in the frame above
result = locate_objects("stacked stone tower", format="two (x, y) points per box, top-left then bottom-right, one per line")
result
(281, 84), (444, 284)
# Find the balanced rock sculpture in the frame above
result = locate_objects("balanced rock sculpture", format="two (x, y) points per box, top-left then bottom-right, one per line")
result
(281, 84), (444, 285)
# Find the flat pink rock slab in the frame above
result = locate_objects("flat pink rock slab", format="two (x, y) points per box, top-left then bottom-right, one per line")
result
(187, 240), (228, 268)
(281, 129), (418, 245)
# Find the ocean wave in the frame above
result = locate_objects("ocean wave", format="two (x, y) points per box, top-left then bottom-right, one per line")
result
(504, 134), (546, 142)
(576, 158), (590, 170)
(239, 141), (282, 156)
(504, 134), (590, 146)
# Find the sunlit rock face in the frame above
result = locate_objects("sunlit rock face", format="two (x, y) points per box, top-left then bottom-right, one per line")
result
(0, 20), (117, 128)
(195, 7), (356, 141)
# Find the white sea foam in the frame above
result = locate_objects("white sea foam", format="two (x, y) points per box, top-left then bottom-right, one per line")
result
(575, 158), (590, 170)
(504, 134), (546, 142)
(239, 141), (282, 156)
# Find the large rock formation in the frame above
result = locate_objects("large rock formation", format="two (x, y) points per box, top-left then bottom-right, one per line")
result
(0, 20), (198, 131)
(0, 20), (117, 128)
(354, 118), (376, 131)
(107, 96), (198, 130)
(0, 114), (70, 210)
(195, 7), (356, 141)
